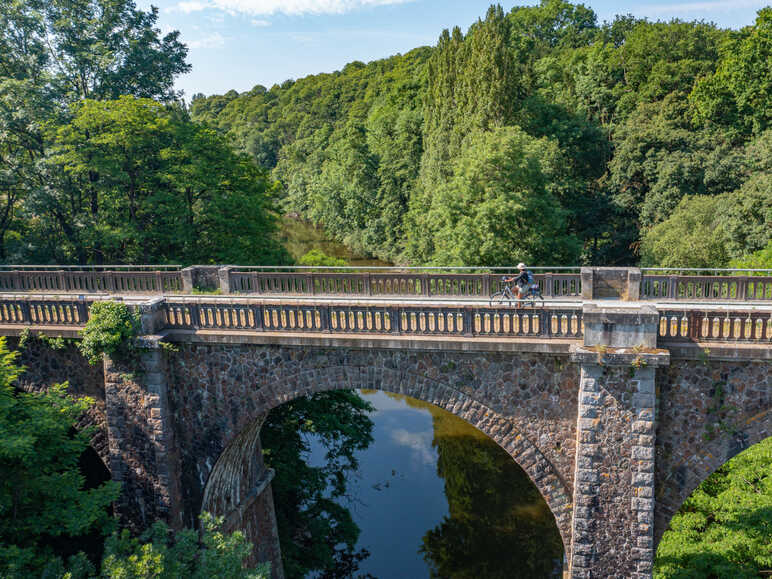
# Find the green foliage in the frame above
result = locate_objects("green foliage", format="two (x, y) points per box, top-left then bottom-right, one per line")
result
(297, 250), (347, 267)
(408, 126), (580, 265)
(158, 342), (180, 354)
(640, 196), (730, 268)
(99, 512), (268, 579)
(17, 329), (70, 351)
(730, 240), (772, 270)
(191, 287), (223, 295)
(719, 130), (772, 258)
(691, 8), (772, 136)
(0, 338), (120, 577)
(191, 1), (770, 267)
(261, 391), (374, 578)
(0, 0), (189, 260)
(655, 436), (772, 578)
(78, 301), (140, 365)
(37, 96), (289, 265)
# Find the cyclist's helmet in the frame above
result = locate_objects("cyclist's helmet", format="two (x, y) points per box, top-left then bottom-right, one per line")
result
(517, 262), (526, 269)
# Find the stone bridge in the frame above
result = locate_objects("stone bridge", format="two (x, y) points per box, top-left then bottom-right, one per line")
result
(1, 266), (770, 578)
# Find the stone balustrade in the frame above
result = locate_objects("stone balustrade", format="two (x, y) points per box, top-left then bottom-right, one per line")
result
(0, 268), (183, 293)
(1, 294), (771, 346)
(162, 299), (585, 339)
(640, 274), (772, 301)
(0, 266), (769, 303)
(2, 281), (769, 579)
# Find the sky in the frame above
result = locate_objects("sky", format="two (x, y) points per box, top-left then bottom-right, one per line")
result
(134, 0), (769, 99)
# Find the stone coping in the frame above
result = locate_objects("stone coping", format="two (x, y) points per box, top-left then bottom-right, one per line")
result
(661, 341), (772, 361)
(0, 325), (768, 360)
(570, 345), (671, 367)
(162, 328), (581, 354)
(582, 303), (659, 325)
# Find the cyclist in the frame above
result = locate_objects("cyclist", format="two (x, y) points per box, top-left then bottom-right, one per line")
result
(504, 263), (535, 307)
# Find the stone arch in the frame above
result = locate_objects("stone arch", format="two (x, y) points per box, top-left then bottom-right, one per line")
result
(14, 338), (110, 468)
(200, 363), (574, 553)
(655, 407), (771, 545)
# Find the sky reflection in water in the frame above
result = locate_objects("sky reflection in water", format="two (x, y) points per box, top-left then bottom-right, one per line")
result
(307, 390), (564, 578)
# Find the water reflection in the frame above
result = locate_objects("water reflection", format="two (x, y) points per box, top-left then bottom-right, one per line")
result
(278, 216), (391, 267)
(305, 390), (563, 578)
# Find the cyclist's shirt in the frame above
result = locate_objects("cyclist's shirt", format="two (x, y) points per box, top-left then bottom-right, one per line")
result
(515, 270), (534, 288)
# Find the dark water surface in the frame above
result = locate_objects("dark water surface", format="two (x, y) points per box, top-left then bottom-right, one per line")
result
(307, 390), (564, 578)
(278, 216), (391, 267)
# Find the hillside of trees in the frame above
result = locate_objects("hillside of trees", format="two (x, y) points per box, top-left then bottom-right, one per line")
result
(191, 1), (771, 268)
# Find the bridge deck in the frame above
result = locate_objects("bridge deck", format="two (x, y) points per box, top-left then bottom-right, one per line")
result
(4, 292), (772, 310)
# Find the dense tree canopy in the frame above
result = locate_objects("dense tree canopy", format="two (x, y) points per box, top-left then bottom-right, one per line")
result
(411, 126), (579, 265)
(655, 437), (772, 578)
(192, 1), (772, 268)
(33, 96), (288, 264)
(0, 0), (286, 265)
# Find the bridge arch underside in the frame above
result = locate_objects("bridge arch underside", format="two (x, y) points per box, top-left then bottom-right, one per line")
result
(654, 359), (771, 545)
(13, 338), (110, 467)
(167, 343), (580, 553)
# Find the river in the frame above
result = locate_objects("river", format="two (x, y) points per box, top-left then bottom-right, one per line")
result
(278, 216), (391, 267)
(304, 390), (564, 578)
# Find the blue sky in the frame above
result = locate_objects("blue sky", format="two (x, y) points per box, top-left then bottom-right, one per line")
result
(135, 0), (769, 99)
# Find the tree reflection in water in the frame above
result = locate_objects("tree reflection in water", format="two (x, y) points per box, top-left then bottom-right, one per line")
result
(420, 412), (564, 577)
(392, 394), (565, 578)
(266, 390), (564, 578)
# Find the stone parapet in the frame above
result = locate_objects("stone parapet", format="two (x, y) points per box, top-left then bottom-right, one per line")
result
(181, 265), (223, 293)
(582, 304), (659, 348)
(581, 267), (641, 301)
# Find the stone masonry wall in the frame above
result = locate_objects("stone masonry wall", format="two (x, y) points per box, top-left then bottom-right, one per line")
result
(164, 343), (581, 550)
(654, 358), (771, 543)
(103, 343), (182, 532)
(6, 328), (770, 578)
(570, 364), (657, 579)
(10, 337), (109, 467)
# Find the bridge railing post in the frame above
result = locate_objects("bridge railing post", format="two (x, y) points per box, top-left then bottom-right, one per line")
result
(218, 266), (233, 294)
(544, 273), (553, 298)
(180, 267), (195, 293)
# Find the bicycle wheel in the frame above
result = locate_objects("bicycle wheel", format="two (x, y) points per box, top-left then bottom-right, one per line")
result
(489, 291), (507, 306)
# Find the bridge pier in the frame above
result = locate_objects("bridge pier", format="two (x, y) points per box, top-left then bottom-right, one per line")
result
(569, 305), (668, 578)
(103, 338), (183, 531)
(200, 416), (284, 579)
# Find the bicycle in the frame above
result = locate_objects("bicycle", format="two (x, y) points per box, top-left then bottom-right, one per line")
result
(489, 277), (544, 308)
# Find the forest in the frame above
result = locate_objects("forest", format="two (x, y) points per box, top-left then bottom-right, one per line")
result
(191, 1), (771, 269)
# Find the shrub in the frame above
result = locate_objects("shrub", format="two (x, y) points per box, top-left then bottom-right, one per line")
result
(78, 301), (140, 365)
